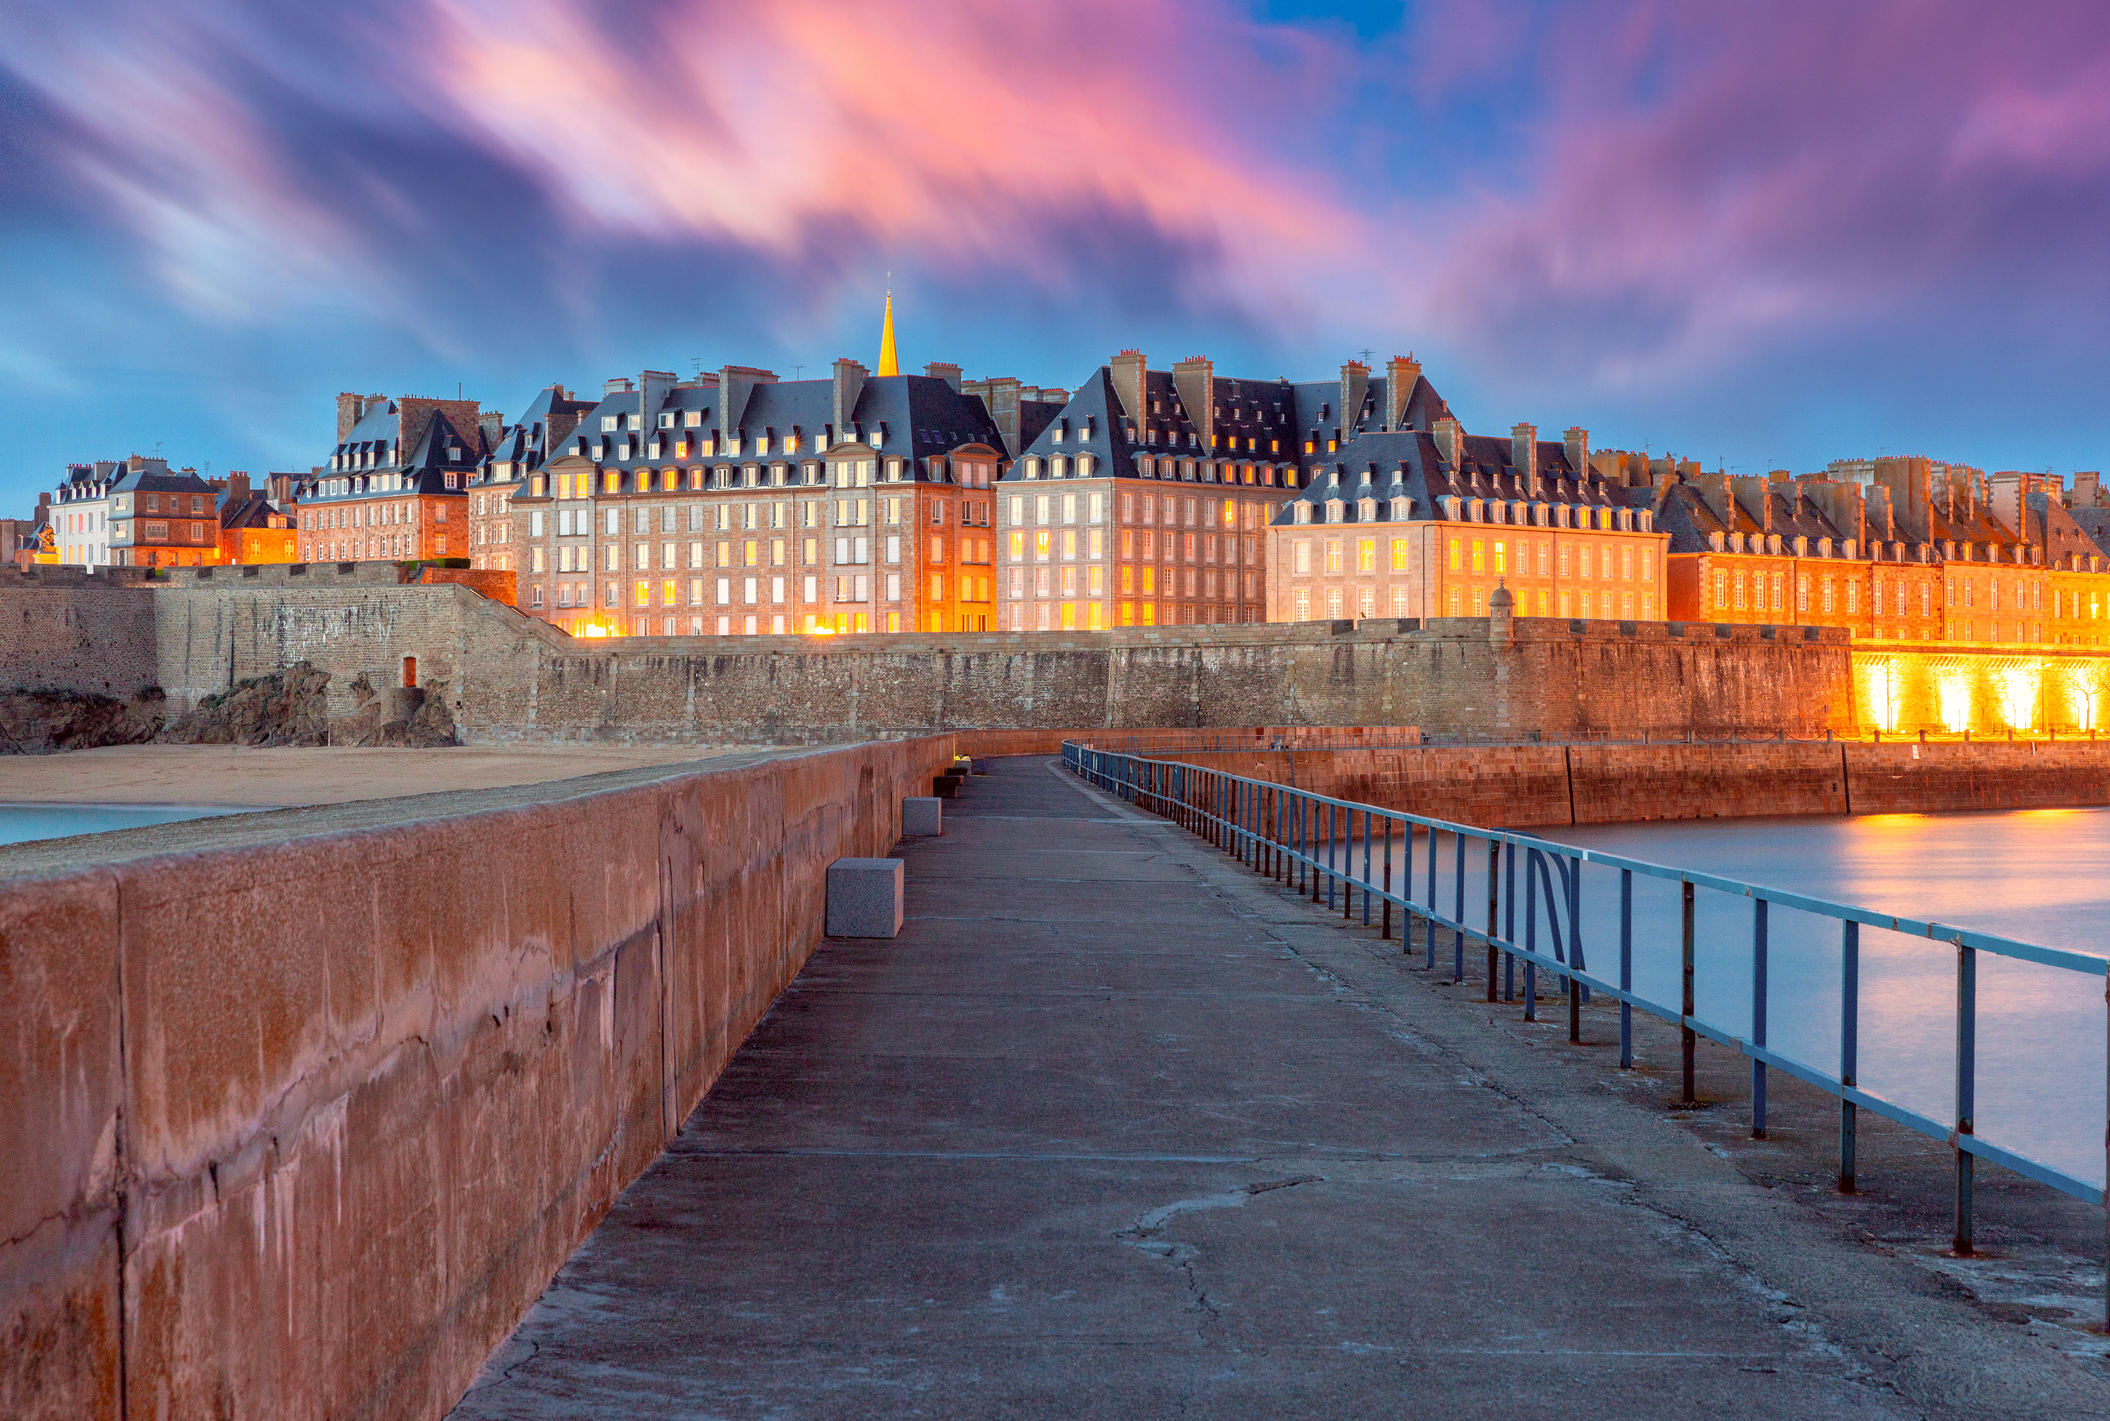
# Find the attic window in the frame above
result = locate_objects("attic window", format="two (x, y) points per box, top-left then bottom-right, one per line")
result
(602, 416), (618, 432)
(684, 410), (702, 427)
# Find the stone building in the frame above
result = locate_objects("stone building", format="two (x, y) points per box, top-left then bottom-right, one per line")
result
(509, 358), (1006, 637)
(1657, 459), (2110, 646)
(469, 385), (595, 574)
(107, 460), (224, 568)
(1265, 418), (1668, 625)
(51, 461), (121, 568)
(216, 474), (298, 565)
(298, 394), (487, 563)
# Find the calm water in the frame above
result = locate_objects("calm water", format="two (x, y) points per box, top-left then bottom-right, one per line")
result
(1347, 808), (2109, 1192)
(0, 803), (252, 847)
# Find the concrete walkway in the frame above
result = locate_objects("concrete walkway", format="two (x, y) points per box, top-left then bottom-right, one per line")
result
(451, 756), (2108, 1419)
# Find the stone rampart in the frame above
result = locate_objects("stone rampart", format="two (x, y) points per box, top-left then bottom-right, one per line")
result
(0, 736), (955, 1420)
(2, 570), (1857, 742)
(1153, 738), (2110, 828)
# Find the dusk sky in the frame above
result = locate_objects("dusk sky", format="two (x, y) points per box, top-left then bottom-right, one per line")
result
(5, 0), (2109, 509)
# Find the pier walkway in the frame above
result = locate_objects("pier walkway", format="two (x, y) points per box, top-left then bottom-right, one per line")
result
(451, 756), (2107, 1419)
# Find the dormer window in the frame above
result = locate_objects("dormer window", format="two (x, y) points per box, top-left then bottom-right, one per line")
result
(1359, 498), (1377, 522)
(660, 412), (675, 428)
(626, 414), (641, 431)
(1294, 502), (1312, 524)
(602, 416), (618, 432)
(1391, 498), (1409, 520)
(684, 410), (701, 428)
(1709, 531), (1725, 552)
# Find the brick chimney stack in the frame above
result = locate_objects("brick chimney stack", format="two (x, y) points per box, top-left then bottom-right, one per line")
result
(923, 361), (963, 392)
(1384, 355), (1421, 430)
(1339, 361), (1370, 438)
(1563, 427), (1589, 481)
(1510, 423), (1537, 485)
(1108, 349), (1147, 430)
(1171, 357), (1214, 451)
(1433, 415), (1463, 468)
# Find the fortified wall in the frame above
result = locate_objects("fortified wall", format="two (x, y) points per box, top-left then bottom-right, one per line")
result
(0, 566), (1855, 742)
(2, 737), (956, 1419)
(1157, 738), (2110, 829)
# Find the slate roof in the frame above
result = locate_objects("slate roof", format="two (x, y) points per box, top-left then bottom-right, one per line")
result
(1654, 480), (1848, 554)
(1267, 426), (1597, 526)
(307, 400), (483, 503)
(475, 386), (597, 487)
(546, 373), (1004, 478)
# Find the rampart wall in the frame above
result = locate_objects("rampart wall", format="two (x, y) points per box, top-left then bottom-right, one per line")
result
(0, 736), (955, 1420)
(1157, 739), (2110, 828)
(0, 568), (1858, 742)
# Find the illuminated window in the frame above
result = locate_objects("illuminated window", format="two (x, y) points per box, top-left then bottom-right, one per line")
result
(1391, 540), (1408, 571)
(1325, 541), (1343, 573)
(1448, 538), (1461, 572)
(1470, 540), (1484, 573)
(1493, 541), (1506, 575)
(1357, 539), (1376, 573)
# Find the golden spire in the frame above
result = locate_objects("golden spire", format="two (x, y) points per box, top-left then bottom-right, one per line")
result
(877, 282), (900, 377)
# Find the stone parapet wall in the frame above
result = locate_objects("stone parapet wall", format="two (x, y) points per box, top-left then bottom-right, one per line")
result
(0, 736), (955, 1420)
(1155, 738), (2110, 829)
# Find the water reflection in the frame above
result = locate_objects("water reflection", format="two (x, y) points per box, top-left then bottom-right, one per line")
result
(1337, 809), (2108, 1192)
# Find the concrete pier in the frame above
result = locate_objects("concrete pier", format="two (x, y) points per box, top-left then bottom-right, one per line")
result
(450, 758), (2110, 1418)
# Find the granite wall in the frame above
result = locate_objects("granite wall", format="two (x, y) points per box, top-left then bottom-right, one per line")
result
(0, 736), (955, 1420)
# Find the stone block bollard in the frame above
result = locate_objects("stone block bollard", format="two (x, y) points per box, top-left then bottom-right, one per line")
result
(827, 858), (905, 938)
(902, 796), (943, 837)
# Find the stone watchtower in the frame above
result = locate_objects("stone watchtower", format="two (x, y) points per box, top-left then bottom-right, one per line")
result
(1489, 579), (1515, 646)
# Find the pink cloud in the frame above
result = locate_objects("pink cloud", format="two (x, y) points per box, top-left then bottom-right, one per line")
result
(1424, 0), (2110, 390)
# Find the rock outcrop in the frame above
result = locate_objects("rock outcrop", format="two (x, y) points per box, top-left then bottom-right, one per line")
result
(0, 688), (165, 753)
(158, 662), (332, 746)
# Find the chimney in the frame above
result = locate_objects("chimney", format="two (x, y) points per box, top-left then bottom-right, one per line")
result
(719, 364), (778, 442)
(1730, 475), (1772, 534)
(1108, 349), (1147, 429)
(1433, 415), (1463, 468)
(962, 376), (1023, 456)
(1510, 423), (1537, 484)
(335, 393), (367, 442)
(227, 472), (250, 502)
(639, 370), (677, 424)
(1384, 354), (1421, 430)
(1171, 357), (1214, 452)
(2072, 471), (2101, 508)
(1563, 427), (1589, 480)
(924, 361), (963, 392)
(1695, 471), (1734, 528)
(604, 376), (634, 396)
(831, 358), (869, 442)
(1339, 361), (1370, 438)
(1802, 479), (1867, 549)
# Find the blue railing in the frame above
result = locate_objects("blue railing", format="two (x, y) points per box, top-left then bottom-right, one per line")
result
(1061, 739), (2110, 1320)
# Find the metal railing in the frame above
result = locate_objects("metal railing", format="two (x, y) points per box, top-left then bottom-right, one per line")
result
(1061, 739), (2110, 1320)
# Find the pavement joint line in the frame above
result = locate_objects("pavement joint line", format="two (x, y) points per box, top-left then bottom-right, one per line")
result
(1049, 757), (2110, 1410)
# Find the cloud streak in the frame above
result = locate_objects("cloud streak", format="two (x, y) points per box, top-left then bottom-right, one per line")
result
(4, 0), (2110, 484)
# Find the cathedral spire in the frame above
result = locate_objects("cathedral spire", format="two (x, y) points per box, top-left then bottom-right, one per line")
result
(877, 283), (900, 377)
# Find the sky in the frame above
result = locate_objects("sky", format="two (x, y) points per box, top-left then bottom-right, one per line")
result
(5, 0), (2110, 510)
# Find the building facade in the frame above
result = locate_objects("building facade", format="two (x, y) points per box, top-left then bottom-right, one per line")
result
(1264, 420), (1668, 625)
(298, 394), (486, 563)
(106, 460), (224, 568)
(1658, 460), (2110, 647)
(52, 462), (120, 568)
(217, 475), (299, 564)
(470, 385), (595, 573)
(508, 361), (1007, 636)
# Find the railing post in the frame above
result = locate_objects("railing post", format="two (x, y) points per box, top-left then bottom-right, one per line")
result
(1840, 919), (1859, 1193)
(1619, 868), (1633, 1068)
(1681, 878), (1696, 1105)
(1568, 862), (1583, 1043)
(1954, 941), (1977, 1255)
(1454, 831), (1466, 984)
(1752, 898), (1769, 1139)
(1484, 838), (1500, 1004)
(1361, 809), (1372, 926)
(1382, 816), (1393, 938)
(1523, 848), (1539, 1023)
(1504, 836), (1518, 1003)
(1427, 824), (1440, 972)
(2101, 971), (2108, 1330)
